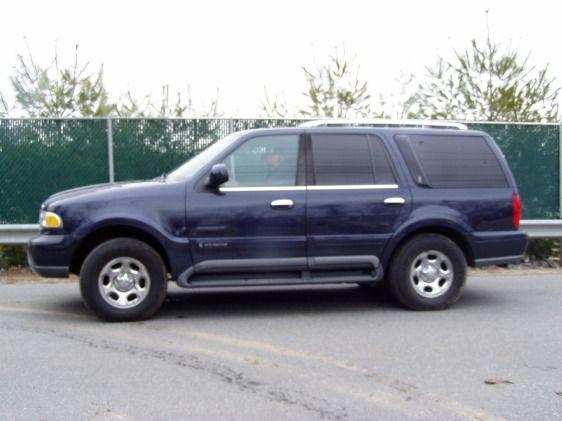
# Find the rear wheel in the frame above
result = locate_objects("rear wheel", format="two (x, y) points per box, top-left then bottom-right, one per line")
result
(389, 234), (466, 310)
(80, 238), (167, 321)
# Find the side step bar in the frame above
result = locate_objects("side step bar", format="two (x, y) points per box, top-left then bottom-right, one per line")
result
(186, 274), (378, 289)
(176, 255), (381, 288)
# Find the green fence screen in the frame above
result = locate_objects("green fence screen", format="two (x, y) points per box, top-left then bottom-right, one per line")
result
(468, 123), (559, 220)
(0, 119), (109, 224)
(0, 118), (559, 223)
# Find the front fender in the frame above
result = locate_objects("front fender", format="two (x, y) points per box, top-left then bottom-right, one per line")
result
(73, 213), (191, 280)
(75, 214), (177, 243)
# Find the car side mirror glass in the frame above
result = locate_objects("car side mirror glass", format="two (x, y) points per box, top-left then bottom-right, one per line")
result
(208, 163), (229, 188)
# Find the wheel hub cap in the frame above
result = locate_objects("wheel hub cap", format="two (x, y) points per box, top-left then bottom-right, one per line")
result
(409, 250), (454, 298)
(98, 257), (151, 309)
(420, 264), (438, 282)
(114, 272), (135, 291)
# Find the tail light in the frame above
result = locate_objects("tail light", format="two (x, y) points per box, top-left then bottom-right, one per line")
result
(512, 194), (521, 229)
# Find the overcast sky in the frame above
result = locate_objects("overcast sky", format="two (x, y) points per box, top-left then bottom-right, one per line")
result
(1, 0), (560, 117)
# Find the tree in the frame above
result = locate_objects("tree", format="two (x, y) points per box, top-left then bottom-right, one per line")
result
(5, 43), (115, 117)
(260, 88), (290, 118)
(117, 85), (189, 117)
(407, 35), (560, 122)
(117, 85), (220, 117)
(2, 43), (221, 118)
(0, 91), (9, 116)
(300, 50), (376, 118)
(260, 49), (384, 118)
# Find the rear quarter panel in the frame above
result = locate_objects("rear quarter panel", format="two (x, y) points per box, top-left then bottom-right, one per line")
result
(377, 129), (523, 267)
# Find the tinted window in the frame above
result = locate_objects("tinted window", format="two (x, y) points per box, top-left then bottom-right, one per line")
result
(395, 134), (508, 188)
(311, 134), (374, 185)
(222, 135), (299, 187)
(369, 135), (396, 184)
(311, 134), (396, 185)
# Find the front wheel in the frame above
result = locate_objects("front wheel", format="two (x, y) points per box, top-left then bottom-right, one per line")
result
(80, 238), (168, 321)
(388, 234), (466, 310)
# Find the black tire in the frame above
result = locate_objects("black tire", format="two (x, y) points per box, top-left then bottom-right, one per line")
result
(80, 238), (168, 321)
(388, 234), (466, 310)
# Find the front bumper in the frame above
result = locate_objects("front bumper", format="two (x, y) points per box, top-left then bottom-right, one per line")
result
(27, 234), (73, 278)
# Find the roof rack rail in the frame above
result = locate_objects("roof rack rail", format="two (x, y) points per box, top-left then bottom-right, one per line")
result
(299, 118), (468, 130)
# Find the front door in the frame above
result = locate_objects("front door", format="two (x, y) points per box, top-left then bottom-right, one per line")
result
(188, 133), (307, 270)
(306, 132), (412, 261)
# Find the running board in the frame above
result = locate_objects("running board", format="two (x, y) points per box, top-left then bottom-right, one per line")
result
(184, 274), (378, 288)
(176, 255), (381, 288)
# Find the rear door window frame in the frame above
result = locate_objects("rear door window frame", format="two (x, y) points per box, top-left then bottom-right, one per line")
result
(306, 132), (399, 189)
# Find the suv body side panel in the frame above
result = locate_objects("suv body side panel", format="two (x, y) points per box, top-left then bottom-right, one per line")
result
(74, 215), (191, 279)
(382, 129), (527, 268)
(187, 189), (307, 263)
(379, 203), (525, 269)
(471, 231), (527, 265)
(306, 187), (412, 260)
(304, 129), (413, 266)
(185, 130), (307, 272)
(29, 180), (191, 280)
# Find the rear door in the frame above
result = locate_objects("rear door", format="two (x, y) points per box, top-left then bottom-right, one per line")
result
(306, 131), (412, 260)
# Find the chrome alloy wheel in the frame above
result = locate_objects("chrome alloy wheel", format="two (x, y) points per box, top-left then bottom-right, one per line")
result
(98, 257), (151, 309)
(409, 250), (453, 298)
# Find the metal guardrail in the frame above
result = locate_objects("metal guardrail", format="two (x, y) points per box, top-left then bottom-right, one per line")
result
(0, 224), (40, 245)
(0, 220), (560, 245)
(521, 220), (562, 238)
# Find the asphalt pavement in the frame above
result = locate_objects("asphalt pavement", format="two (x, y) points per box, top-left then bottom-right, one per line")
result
(0, 274), (561, 420)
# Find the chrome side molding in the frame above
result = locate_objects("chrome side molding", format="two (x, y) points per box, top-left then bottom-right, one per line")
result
(307, 184), (399, 191)
(220, 184), (399, 193)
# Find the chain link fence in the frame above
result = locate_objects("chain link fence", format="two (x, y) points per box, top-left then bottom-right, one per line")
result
(469, 123), (560, 220)
(0, 119), (109, 224)
(0, 118), (559, 223)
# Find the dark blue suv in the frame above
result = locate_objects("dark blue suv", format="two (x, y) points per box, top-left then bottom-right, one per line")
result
(28, 122), (528, 321)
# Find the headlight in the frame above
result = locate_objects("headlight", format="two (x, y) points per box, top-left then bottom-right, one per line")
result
(39, 211), (63, 229)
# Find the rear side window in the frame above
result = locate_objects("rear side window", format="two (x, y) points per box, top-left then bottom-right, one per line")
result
(395, 134), (508, 188)
(311, 134), (396, 185)
(369, 135), (396, 184)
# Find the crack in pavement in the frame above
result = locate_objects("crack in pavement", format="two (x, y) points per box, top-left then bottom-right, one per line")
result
(0, 306), (503, 420)
(0, 321), (348, 420)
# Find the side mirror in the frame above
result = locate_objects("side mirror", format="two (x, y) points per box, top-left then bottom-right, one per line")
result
(207, 163), (229, 188)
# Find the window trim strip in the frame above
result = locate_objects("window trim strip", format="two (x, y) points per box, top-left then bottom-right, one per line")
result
(219, 186), (307, 192)
(219, 184), (399, 192)
(307, 184), (399, 190)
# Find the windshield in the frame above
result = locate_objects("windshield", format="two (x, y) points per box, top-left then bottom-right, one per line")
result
(166, 132), (241, 182)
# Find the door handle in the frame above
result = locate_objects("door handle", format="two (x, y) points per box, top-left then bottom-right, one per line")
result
(270, 199), (294, 209)
(384, 197), (405, 206)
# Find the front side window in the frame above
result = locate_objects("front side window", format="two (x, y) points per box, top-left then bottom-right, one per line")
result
(311, 134), (396, 185)
(222, 135), (299, 187)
